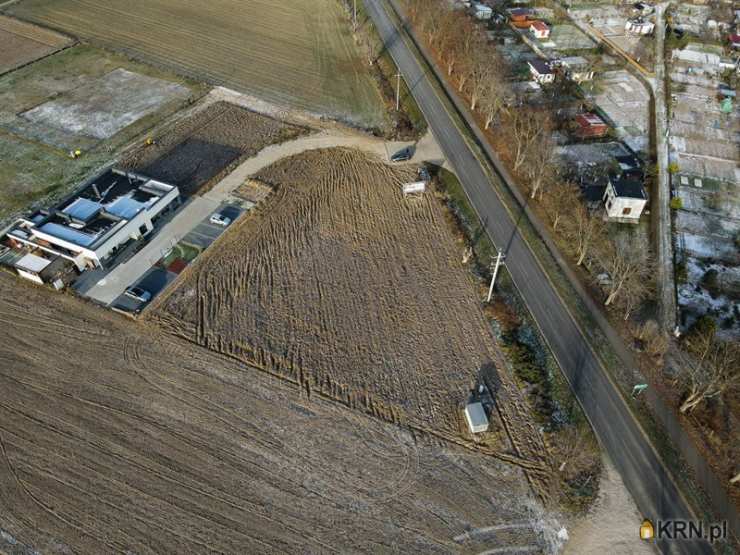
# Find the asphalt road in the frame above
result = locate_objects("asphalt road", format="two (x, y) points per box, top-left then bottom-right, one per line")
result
(364, 1), (712, 553)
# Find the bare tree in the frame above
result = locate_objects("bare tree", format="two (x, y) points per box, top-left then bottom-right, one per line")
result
(523, 131), (556, 200)
(673, 332), (739, 413)
(480, 73), (509, 129)
(420, 2), (446, 47)
(596, 235), (653, 309)
(561, 202), (604, 266)
(468, 50), (493, 111)
(509, 110), (547, 172)
(543, 180), (578, 232)
(636, 320), (669, 361)
(438, 10), (466, 76)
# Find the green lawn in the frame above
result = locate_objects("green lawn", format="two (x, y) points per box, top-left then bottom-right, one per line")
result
(0, 44), (207, 222)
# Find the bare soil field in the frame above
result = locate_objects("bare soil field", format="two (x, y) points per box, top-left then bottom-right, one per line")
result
(0, 15), (71, 74)
(120, 101), (308, 197)
(154, 148), (554, 499)
(0, 45), (206, 222)
(7, 0), (387, 129)
(0, 272), (563, 554)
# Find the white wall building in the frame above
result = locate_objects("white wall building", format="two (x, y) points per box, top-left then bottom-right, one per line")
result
(626, 18), (655, 35)
(528, 59), (555, 84)
(603, 177), (647, 223)
(6, 169), (180, 273)
(560, 56), (594, 82)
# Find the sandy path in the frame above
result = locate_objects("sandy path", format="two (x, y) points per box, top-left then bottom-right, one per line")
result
(207, 127), (445, 201)
(565, 455), (655, 554)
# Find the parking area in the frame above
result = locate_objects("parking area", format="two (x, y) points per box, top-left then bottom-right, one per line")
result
(182, 204), (246, 249)
(83, 199), (247, 313)
(111, 267), (178, 314)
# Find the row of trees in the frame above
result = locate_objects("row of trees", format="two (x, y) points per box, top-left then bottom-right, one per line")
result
(403, 0), (653, 321)
(403, 0), (739, 416)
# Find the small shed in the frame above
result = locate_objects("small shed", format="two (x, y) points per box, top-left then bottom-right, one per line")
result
(465, 402), (489, 434)
(574, 113), (609, 138)
(15, 253), (52, 284)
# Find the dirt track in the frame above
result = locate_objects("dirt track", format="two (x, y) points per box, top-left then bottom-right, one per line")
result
(0, 273), (562, 554)
(154, 148), (554, 499)
(120, 101), (307, 196)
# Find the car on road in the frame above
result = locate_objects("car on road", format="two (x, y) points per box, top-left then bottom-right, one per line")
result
(390, 147), (413, 163)
(124, 286), (152, 303)
(210, 212), (232, 227)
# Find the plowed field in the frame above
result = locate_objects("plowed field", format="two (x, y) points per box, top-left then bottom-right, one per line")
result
(8, 0), (386, 128)
(154, 148), (553, 498)
(0, 273), (559, 554)
(120, 101), (308, 196)
(0, 15), (71, 74)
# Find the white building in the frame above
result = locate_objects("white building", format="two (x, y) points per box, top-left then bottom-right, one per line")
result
(528, 59), (555, 84)
(464, 402), (489, 434)
(529, 21), (551, 39)
(6, 169), (180, 273)
(603, 177), (647, 223)
(559, 56), (594, 82)
(472, 3), (492, 20)
(625, 18), (655, 35)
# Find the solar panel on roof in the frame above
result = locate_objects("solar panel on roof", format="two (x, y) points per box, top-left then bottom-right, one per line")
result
(38, 222), (96, 247)
(62, 198), (102, 222)
(106, 196), (146, 220)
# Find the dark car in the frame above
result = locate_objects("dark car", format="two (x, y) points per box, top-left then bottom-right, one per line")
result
(390, 146), (413, 163)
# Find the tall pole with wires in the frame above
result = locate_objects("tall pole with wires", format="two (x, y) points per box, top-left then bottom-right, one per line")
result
(486, 251), (505, 303)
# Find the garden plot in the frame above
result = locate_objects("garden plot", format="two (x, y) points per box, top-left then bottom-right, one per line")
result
(540, 24), (596, 52)
(154, 148), (553, 498)
(0, 15), (72, 74)
(584, 70), (650, 153)
(22, 68), (189, 140)
(120, 101), (308, 196)
(0, 45), (204, 221)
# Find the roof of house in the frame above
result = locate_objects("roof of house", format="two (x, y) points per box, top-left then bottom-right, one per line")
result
(528, 59), (552, 74)
(15, 253), (51, 274)
(582, 184), (607, 202)
(615, 154), (641, 169)
(576, 113), (607, 127)
(611, 178), (646, 199)
(530, 20), (549, 31)
(509, 7), (532, 16)
(560, 56), (589, 68)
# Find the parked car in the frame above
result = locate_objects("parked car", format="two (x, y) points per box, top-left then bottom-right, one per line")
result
(390, 147), (413, 163)
(210, 212), (232, 227)
(124, 286), (152, 303)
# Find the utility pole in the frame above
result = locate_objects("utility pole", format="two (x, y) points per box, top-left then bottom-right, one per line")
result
(486, 251), (505, 303)
(395, 72), (401, 111)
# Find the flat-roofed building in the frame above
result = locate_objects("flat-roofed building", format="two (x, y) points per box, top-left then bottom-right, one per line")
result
(5, 168), (180, 273)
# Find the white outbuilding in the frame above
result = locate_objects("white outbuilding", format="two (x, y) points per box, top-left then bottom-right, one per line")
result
(465, 402), (489, 434)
